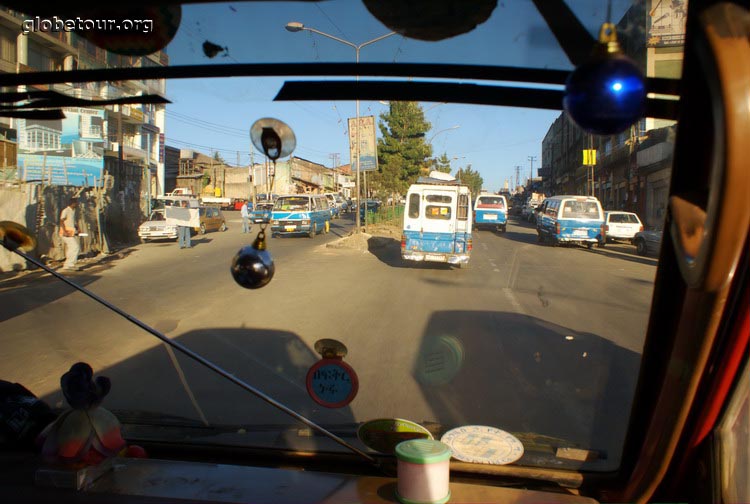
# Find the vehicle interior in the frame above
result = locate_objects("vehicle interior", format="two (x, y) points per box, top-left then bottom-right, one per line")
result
(0, 0), (748, 503)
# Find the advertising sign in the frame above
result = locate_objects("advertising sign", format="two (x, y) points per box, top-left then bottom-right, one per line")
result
(647, 0), (687, 47)
(348, 116), (378, 172)
(17, 107), (105, 186)
(159, 133), (165, 163)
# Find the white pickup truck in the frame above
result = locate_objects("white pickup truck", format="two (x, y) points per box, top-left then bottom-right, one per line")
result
(200, 196), (233, 209)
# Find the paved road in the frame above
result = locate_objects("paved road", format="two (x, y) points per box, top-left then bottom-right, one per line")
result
(0, 214), (656, 470)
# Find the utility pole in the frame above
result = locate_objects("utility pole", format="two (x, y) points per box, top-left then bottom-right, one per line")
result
(514, 165), (521, 193)
(528, 156), (537, 188)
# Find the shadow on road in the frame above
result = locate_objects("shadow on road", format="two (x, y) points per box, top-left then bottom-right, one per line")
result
(0, 249), (134, 322)
(40, 327), (358, 450)
(412, 310), (640, 471)
(485, 228), (537, 245)
(188, 237), (214, 247)
(367, 237), (455, 270)
(586, 246), (658, 267)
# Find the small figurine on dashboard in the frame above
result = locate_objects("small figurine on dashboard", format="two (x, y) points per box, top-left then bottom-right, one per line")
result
(36, 362), (130, 466)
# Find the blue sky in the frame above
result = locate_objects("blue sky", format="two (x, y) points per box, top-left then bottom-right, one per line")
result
(161, 1), (636, 192)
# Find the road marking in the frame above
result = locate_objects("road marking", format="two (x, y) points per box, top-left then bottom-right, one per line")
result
(482, 242), (488, 251)
(494, 268), (500, 272)
(502, 287), (526, 315)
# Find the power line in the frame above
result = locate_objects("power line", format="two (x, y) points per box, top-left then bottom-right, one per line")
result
(315, 3), (349, 41)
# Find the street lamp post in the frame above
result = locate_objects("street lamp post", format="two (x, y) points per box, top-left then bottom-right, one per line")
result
(286, 22), (396, 233)
(427, 125), (460, 144)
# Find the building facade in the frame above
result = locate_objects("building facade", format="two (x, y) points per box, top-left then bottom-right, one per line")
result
(540, 0), (683, 229)
(0, 7), (168, 195)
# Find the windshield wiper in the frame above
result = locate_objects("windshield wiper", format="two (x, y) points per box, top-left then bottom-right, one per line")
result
(1, 235), (377, 467)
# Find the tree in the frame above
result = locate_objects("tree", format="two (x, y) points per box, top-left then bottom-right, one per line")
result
(213, 151), (225, 164)
(431, 152), (452, 173)
(372, 102), (432, 197)
(455, 164), (484, 195)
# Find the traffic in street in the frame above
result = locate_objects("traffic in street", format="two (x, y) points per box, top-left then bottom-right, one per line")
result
(0, 209), (656, 470)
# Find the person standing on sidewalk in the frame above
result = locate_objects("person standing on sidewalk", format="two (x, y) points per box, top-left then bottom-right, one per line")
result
(240, 201), (251, 233)
(59, 198), (81, 271)
(177, 200), (192, 249)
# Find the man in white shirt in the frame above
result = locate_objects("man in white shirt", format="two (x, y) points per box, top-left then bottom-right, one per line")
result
(240, 201), (251, 233)
(59, 198), (81, 271)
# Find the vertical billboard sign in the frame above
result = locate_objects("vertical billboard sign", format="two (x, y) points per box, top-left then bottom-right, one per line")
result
(159, 133), (165, 164)
(17, 107), (106, 186)
(348, 116), (378, 172)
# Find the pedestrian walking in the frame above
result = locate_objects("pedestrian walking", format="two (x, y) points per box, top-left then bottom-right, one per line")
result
(177, 200), (192, 249)
(241, 201), (251, 233)
(59, 198), (81, 271)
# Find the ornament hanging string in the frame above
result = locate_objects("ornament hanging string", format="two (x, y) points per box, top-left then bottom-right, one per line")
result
(257, 159), (277, 240)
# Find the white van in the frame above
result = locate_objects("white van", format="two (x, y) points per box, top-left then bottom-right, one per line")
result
(402, 172), (473, 267)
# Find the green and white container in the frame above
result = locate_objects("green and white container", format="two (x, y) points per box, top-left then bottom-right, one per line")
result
(395, 439), (452, 504)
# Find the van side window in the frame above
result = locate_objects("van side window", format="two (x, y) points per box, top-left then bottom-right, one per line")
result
(457, 194), (469, 221)
(408, 194), (420, 218)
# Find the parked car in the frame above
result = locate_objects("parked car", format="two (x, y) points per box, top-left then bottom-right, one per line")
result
(604, 211), (644, 244)
(633, 229), (662, 257)
(359, 200), (381, 220)
(195, 206), (227, 234)
(522, 202), (540, 222)
(138, 209), (177, 242)
(335, 195), (348, 213)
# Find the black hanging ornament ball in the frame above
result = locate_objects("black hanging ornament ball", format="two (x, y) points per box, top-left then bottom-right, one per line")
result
(563, 23), (646, 136)
(231, 231), (275, 289)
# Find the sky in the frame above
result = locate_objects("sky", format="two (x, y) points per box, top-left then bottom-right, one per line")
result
(159, 0), (637, 192)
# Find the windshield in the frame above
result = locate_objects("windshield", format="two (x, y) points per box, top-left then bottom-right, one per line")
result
(274, 197), (309, 211)
(0, 0), (682, 477)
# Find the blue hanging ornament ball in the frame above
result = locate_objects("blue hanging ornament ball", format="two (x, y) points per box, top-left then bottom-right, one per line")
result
(564, 23), (646, 136)
(231, 230), (275, 289)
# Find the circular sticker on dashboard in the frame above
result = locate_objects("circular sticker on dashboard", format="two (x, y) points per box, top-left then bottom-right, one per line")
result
(440, 425), (524, 465)
(306, 359), (358, 408)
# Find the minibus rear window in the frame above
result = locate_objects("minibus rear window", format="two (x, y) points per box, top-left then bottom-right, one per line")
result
(562, 201), (601, 219)
(426, 205), (451, 220)
(426, 194), (452, 203)
(477, 197), (505, 208)
(408, 194), (420, 218)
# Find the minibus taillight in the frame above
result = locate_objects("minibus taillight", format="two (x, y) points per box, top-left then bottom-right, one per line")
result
(639, 224), (644, 232)
(401, 234), (406, 249)
(555, 222), (561, 235)
(467, 239), (473, 252)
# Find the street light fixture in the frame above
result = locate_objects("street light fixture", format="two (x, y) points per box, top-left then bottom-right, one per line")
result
(427, 125), (460, 143)
(286, 21), (397, 233)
